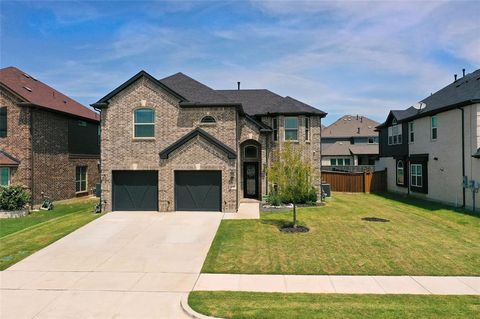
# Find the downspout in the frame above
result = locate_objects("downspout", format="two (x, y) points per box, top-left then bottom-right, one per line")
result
(459, 107), (466, 208)
(29, 108), (34, 205)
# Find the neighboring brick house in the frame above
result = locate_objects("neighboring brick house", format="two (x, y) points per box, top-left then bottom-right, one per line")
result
(92, 71), (326, 212)
(321, 115), (379, 171)
(376, 69), (480, 210)
(0, 66), (100, 203)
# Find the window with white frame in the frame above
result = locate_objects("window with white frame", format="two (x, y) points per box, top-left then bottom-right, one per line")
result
(0, 167), (10, 186)
(410, 164), (422, 187)
(134, 108), (155, 138)
(305, 117), (310, 141)
(431, 116), (438, 140)
(330, 158), (351, 166)
(368, 137), (378, 144)
(388, 122), (402, 145)
(396, 160), (404, 185)
(284, 116), (298, 141)
(75, 166), (87, 193)
(272, 117), (278, 141)
(408, 122), (414, 143)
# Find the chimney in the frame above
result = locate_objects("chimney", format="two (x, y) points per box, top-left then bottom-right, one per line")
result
(462, 68), (466, 77)
(454, 74), (457, 82)
(237, 81), (240, 90)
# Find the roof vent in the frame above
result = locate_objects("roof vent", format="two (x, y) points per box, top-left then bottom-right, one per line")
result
(357, 127), (360, 134)
(23, 86), (32, 92)
(237, 81), (240, 90)
(454, 74), (457, 82)
(462, 68), (465, 77)
(63, 100), (67, 104)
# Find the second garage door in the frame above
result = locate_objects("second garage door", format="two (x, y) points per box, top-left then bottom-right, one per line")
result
(175, 171), (221, 211)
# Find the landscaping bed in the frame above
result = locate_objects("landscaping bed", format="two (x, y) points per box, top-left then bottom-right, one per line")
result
(189, 291), (480, 319)
(202, 193), (480, 275)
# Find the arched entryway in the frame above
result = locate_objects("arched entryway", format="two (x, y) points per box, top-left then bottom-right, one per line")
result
(241, 140), (261, 199)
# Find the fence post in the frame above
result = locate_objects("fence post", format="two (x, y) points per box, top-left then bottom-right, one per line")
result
(363, 171), (366, 193)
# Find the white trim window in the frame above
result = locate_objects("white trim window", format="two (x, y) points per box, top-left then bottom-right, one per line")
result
(134, 108), (155, 138)
(410, 164), (423, 187)
(396, 160), (404, 185)
(408, 122), (414, 143)
(305, 117), (310, 141)
(272, 117), (278, 142)
(75, 166), (87, 193)
(431, 116), (438, 140)
(388, 123), (402, 145)
(284, 116), (298, 141)
(330, 158), (351, 166)
(0, 167), (10, 186)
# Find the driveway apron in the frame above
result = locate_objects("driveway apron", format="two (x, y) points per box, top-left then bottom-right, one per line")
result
(0, 211), (222, 319)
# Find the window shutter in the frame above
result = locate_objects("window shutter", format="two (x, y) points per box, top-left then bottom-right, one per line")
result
(0, 107), (6, 137)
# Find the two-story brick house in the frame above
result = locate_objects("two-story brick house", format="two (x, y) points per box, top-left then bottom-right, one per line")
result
(92, 71), (326, 212)
(376, 69), (480, 210)
(0, 66), (101, 203)
(321, 115), (379, 171)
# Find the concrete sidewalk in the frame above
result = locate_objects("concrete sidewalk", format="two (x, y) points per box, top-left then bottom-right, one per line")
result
(223, 200), (260, 220)
(194, 274), (480, 295)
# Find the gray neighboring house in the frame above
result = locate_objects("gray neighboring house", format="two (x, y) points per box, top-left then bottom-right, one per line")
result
(92, 71), (326, 212)
(376, 68), (480, 210)
(321, 115), (379, 170)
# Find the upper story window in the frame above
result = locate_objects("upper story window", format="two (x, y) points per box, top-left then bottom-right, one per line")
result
(272, 117), (278, 142)
(134, 108), (155, 138)
(0, 107), (6, 138)
(284, 116), (298, 141)
(244, 145), (258, 160)
(368, 137), (378, 144)
(396, 160), (404, 185)
(330, 158), (351, 166)
(0, 167), (10, 186)
(408, 122), (414, 143)
(200, 116), (216, 124)
(431, 116), (438, 140)
(305, 117), (310, 141)
(388, 122), (402, 145)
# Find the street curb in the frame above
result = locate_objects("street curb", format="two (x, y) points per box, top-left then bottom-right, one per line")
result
(180, 294), (224, 319)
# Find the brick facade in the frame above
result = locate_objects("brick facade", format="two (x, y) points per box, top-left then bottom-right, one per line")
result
(100, 76), (323, 212)
(0, 88), (100, 204)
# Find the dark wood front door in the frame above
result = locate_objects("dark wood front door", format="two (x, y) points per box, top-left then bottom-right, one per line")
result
(243, 162), (259, 199)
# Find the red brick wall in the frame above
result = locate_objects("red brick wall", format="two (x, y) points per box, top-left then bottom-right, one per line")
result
(0, 89), (32, 189)
(31, 109), (100, 203)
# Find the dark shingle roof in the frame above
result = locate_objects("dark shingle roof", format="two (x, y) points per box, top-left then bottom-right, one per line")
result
(1, 67), (99, 121)
(159, 73), (238, 105)
(218, 89), (326, 116)
(378, 69), (480, 128)
(322, 115), (379, 138)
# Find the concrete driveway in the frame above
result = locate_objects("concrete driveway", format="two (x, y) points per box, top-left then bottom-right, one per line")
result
(0, 211), (223, 318)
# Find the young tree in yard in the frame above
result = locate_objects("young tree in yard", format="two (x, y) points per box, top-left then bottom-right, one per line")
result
(268, 142), (316, 229)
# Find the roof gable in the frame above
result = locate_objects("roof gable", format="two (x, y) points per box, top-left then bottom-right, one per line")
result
(159, 128), (237, 159)
(93, 70), (186, 107)
(0, 67), (99, 122)
(0, 149), (20, 166)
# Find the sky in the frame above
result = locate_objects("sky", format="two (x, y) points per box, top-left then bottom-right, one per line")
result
(1, 0), (479, 125)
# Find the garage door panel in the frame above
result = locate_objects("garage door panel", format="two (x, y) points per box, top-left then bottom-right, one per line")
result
(112, 171), (158, 211)
(175, 171), (221, 211)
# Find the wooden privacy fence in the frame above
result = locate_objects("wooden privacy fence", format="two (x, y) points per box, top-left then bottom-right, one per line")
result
(321, 169), (387, 193)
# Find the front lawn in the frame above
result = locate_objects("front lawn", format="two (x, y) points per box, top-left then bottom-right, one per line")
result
(202, 193), (480, 275)
(0, 197), (100, 270)
(189, 291), (480, 319)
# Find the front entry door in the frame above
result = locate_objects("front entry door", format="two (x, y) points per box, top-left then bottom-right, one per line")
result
(243, 162), (259, 199)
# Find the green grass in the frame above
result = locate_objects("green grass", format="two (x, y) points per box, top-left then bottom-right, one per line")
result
(0, 197), (100, 270)
(202, 193), (480, 275)
(189, 291), (480, 319)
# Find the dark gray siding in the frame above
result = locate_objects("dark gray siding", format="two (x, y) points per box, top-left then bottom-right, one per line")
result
(378, 122), (409, 158)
